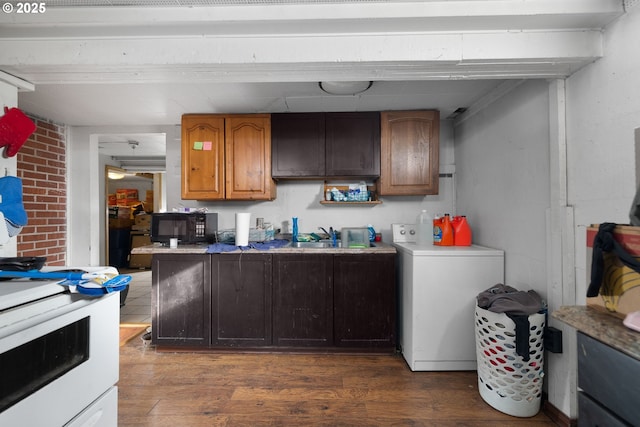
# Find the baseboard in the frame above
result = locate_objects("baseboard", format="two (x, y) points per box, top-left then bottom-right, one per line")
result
(543, 399), (577, 427)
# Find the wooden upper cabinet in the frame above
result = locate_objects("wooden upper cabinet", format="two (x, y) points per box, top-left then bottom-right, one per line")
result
(325, 112), (380, 178)
(181, 115), (225, 200)
(225, 115), (275, 200)
(379, 110), (440, 195)
(271, 112), (380, 179)
(181, 114), (275, 201)
(271, 113), (326, 178)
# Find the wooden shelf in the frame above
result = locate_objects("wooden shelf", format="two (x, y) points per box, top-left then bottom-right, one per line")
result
(320, 200), (382, 205)
(321, 182), (382, 205)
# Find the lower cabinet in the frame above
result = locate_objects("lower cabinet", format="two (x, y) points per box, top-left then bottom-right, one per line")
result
(578, 332), (640, 426)
(211, 253), (272, 347)
(152, 254), (211, 347)
(334, 254), (396, 348)
(152, 252), (396, 351)
(272, 254), (333, 347)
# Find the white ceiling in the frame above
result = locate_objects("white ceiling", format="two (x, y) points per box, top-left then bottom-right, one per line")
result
(0, 0), (627, 161)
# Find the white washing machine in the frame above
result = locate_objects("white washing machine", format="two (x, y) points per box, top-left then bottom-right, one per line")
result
(392, 224), (505, 371)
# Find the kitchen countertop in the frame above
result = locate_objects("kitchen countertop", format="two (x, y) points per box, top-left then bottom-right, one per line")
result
(131, 241), (397, 255)
(553, 305), (640, 360)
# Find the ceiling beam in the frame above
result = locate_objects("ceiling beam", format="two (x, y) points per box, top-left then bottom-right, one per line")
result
(0, 29), (604, 84)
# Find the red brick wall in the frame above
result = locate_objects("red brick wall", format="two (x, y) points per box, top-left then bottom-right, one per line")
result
(16, 115), (67, 266)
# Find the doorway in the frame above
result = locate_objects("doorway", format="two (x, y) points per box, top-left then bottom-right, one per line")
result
(100, 133), (166, 268)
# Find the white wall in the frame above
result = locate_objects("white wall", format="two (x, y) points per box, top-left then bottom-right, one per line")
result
(568, 5), (640, 302)
(455, 80), (550, 293)
(454, 78), (572, 412)
(0, 80), (19, 257)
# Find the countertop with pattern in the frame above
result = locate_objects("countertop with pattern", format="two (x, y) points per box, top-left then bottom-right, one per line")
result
(553, 306), (640, 360)
(131, 241), (397, 255)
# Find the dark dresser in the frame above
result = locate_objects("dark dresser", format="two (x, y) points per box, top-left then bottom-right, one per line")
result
(554, 306), (640, 426)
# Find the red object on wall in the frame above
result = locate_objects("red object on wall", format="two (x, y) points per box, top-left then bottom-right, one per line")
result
(0, 107), (37, 157)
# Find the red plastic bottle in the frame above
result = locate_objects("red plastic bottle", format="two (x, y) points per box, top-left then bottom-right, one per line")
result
(453, 215), (472, 246)
(440, 214), (454, 246)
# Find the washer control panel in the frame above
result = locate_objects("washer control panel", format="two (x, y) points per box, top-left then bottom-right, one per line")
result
(391, 223), (417, 243)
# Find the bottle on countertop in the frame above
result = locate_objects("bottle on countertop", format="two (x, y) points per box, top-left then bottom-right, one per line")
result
(292, 217), (299, 242)
(367, 224), (376, 242)
(416, 210), (433, 246)
(453, 215), (472, 246)
(440, 213), (454, 246)
(433, 214), (442, 245)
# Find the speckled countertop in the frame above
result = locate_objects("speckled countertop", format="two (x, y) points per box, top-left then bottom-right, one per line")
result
(553, 306), (640, 360)
(131, 241), (397, 255)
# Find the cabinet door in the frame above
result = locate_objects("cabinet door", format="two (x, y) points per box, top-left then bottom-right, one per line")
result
(333, 254), (396, 349)
(325, 112), (380, 177)
(181, 114), (225, 200)
(578, 393), (629, 427)
(225, 115), (275, 200)
(271, 113), (326, 178)
(211, 254), (272, 347)
(379, 110), (440, 195)
(578, 332), (640, 425)
(272, 254), (334, 347)
(152, 254), (211, 347)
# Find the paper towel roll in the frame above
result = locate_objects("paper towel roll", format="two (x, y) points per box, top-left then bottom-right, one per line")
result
(235, 212), (251, 246)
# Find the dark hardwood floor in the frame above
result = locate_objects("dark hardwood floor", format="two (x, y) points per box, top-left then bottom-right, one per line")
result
(118, 337), (558, 426)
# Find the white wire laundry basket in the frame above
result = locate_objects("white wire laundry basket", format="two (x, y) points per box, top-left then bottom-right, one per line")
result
(474, 305), (546, 417)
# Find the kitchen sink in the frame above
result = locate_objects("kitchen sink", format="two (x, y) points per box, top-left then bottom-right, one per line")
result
(291, 240), (375, 249)
(291, 240), (337, 248)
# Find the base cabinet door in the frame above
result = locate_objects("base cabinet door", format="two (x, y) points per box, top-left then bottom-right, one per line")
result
(578, 332), (640, 426)
(273, 254), (334, 347)
(211, 254), (272, 347)
(333, 254), (396, 349)
(152, 254), (211, 347)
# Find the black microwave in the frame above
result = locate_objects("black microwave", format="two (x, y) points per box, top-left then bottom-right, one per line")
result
(150, 212), (218, 245)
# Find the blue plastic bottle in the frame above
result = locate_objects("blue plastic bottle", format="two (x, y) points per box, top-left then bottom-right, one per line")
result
(367, 224), (376, 242)
(292, 217), (299, 242)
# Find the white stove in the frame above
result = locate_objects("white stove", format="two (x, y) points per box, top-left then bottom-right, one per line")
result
(0, 267), (121, 427)
(0, 279), (65, 311)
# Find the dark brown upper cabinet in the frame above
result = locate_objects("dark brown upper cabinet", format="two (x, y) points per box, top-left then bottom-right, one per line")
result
(271, 112), (380, 179)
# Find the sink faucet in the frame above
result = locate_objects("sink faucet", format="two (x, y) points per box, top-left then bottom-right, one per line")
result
(319, 227), (338, 247)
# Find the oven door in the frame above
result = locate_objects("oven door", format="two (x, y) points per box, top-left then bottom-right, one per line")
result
(0, 291), (119, 426)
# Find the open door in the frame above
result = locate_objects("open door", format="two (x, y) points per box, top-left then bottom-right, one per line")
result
(105, 166), (158, 268)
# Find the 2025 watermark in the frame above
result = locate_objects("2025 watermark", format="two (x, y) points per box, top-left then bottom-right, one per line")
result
(3, 2), (47, 13)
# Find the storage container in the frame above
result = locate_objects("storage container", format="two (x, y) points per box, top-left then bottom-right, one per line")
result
(475, 305), (545, 417)
(341, 227), (370, 248)
(586, 224), (640, 316)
